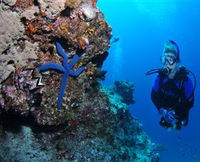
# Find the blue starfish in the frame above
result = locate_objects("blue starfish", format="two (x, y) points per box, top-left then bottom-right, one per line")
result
(37, 42), (85, 109)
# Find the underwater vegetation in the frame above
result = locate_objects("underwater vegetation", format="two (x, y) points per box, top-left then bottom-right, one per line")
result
(0, 0), (159, 161)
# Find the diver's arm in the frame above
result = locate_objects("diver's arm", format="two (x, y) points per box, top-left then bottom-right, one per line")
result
(174, 78), (194, 124)
(176, 78), (194, 113)
(182, 78), (194, 110)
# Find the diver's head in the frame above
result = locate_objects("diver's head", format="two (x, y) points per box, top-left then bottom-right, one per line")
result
(161, 40), (180, 74)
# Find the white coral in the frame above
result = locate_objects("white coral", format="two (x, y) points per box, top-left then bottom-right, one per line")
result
(0, 41), (39, 83)
(0, 9), (25, 54)
(38, 0), (66, 17)
(80, 2), (98, 20)
(20, 6), (40, 20)
(2, 0), (17, 6)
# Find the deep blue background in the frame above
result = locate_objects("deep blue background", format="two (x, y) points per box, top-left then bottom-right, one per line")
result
(98, 0), (200, 161)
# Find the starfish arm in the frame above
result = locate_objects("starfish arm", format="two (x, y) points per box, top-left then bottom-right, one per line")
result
(69, 66), (85, 76)
(37, 63), (65, 73)
(55, 42), (68, 68)
(57, 73), (68, 108)
(69, 54), (80, 68)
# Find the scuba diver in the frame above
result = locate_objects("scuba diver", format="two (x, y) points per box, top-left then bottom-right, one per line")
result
(146, 40), (195, 130)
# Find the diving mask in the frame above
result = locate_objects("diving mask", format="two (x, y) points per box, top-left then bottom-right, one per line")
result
(160, 55), (177, 65)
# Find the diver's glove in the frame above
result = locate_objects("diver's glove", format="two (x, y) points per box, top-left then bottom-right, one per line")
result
(159, 108), (177, 124)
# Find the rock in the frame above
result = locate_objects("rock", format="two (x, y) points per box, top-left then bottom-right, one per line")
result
(0, 0), (159, 161)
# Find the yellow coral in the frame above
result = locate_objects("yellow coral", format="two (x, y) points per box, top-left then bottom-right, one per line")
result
(86, 69), (93, 75)
(73, 61), (84, 70)
(85, 28), (95, 35)
(60, 26), (68, 32)
(48, 24), (56, 30)
(86, 67), (95, 75)
(77, 61), (83, 67)
(98, 20), (105, 26)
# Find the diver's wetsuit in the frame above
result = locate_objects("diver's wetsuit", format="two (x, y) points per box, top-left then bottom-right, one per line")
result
(151, 67), (194, 129)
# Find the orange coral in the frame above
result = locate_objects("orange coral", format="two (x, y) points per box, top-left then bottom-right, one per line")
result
(78, 39), (86, 49)
(40, 11), (47, 17)
(28, 24), (37, 33)
(91, 0), (97, 7)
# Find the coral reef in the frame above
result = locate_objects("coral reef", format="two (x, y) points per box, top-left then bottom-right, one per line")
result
(0, 0), (111, 125)
(0, 8), (24, 55)
(37, 0), (66, 17)
(0, 0), (159, 161)
(114, 81), (135, 105)
(0, 86), (159, 161)
(101, 81), (135, 114)
(38, 42), (85, 108)
(0, 41), (38, 83)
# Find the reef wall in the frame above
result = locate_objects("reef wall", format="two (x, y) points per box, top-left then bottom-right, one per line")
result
(0, 0), (159, 161)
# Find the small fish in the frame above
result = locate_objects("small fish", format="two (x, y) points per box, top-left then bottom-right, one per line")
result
(111, 37), (120, 44)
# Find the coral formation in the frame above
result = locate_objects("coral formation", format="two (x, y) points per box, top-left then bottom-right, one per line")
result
(0, 85), (159, 161)
(0, 0), (159, 161)
(114, 81), (135, 105)
(38, 42), (85, 108)
(65, 0), (97, 9)
(0, 9), (24, 54)
(0, 41), (39, 83)
(101, 81), (135, 114)
(0, 0), (111, 125)
(80, 2), (98, 20)
(37, 0), (66, 17)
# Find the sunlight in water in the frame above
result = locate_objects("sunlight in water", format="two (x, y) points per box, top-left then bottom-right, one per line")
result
(112, 42), (123, 79)
(133, 0), (177, 24)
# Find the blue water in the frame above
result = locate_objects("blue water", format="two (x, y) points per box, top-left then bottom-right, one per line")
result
(98, 0), (200, 161)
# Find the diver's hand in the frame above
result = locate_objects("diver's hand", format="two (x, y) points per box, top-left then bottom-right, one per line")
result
(159, 108), (177, 124)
